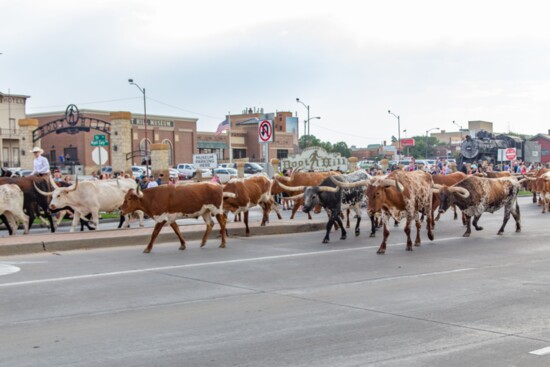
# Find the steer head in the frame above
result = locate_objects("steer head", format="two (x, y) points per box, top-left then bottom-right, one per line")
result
(120, 188), (142, 215)
(302, 184), (340, 213)
(34, 178), (79, 210)
(432, 184), (469, 213)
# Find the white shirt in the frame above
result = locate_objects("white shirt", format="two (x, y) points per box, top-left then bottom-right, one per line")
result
(32, 155), (50, 175)
(146, 181), (158, 189)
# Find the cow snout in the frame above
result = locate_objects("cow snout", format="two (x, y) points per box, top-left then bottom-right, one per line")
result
(50, 204), (57, 210)
(302, 207), (311, 214)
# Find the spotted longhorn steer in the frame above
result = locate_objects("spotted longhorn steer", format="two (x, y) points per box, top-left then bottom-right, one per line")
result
(433, 175), (522, 237)
(34, 177), (144, 232)
(222, 174), (281, 236)
(431, 172), (467, 222)
(280, 170), (372, 243)
(0, 184), (29, 235)
(121, 183), (230, 253)
(339, 170), (434, 254)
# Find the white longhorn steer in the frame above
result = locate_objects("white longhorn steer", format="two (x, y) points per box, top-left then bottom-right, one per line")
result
(35, 178), (144, 232)
(0, 184), (29, 235)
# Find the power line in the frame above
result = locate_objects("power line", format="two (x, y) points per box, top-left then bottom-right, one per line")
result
(309, 121), (382, 141)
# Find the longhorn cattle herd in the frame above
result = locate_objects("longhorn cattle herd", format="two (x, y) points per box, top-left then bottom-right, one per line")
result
(0, 166), (546, 255)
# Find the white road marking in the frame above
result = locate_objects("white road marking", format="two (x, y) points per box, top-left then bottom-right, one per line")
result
(0, 237), (468, 288)
(0, 264), (21, 276)
(530, 346), (550, 356)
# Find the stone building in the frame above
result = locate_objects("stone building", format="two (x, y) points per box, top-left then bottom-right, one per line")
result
(0, 92), (29, 167)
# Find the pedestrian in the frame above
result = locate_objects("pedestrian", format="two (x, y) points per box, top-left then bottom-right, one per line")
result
(156, 173), (164, 185)
(146, 175), (158, 189)
(30, 147), (50, 176)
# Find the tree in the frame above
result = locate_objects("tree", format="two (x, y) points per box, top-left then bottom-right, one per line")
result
(332, 141), (351, 158)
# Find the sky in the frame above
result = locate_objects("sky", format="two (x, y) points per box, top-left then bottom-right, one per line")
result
(2, 0), (550, 147)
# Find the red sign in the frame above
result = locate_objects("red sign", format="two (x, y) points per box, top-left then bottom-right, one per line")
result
(505, 148), (517, 160)
(401, 138), (415, 147)
(258, 120), (273, 143)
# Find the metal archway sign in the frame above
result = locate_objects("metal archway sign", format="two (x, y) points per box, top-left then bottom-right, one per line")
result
(32, 104), (111, 143)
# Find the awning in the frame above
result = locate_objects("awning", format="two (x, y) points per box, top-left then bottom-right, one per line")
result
(198, 141), (228, 149)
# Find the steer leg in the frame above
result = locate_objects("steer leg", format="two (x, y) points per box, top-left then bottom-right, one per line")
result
(336, 213), (346, 241)
(463, 215), (472, 237)
(472, 214), (483, 231)
(216, 213), (227, 248)
(414, 214), (422, 246)
(144, 221), (166, 253)
(200, 211), (213, 247)
(323, 212), (338, 243)
(260, 202), (270, 226)
(244, 210), (250, 236)
(346, 208), (351, 229)
(369, 213), (376, 237)
(404, 216), (413, 251)
(511, 201), (521, 233)
(168, 222), (186, 250)
(377, 214), (390, 254)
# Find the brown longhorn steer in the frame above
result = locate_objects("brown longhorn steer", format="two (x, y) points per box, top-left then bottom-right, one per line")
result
(433, 175), (522, 237)
(223, 174), (280, 236)
(431, 172), (466, 223)
(120, 183), (230, 253)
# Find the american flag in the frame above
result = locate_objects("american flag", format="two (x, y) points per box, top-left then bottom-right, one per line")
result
(215, 119), (230, 135)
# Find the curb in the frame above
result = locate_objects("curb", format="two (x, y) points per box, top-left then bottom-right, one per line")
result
(0, 220), (327, 256)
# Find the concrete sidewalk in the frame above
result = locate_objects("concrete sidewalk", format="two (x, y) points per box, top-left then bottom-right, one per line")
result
(0, 217), (326, 256)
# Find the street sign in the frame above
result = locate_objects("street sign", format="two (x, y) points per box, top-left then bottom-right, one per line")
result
(505, 148), (517, 160)
(91, 134), (109, 147)
(92, 147), (108, 165)
(91, 135), (108, 147)
(193, 153), (217, 169)
(258, 120), (273, 143)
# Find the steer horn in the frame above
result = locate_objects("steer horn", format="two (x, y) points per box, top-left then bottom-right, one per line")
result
(318, 185), (340, 193)
(450, 186), (470, 198)
(33, 181), (54, 196)
(68, 176), (79, 192)
(276, 175), (292, 182)
(381, 179), (405, 193)
(288, 193), (304, 200)
(223, 192), (237, 199)
(328, 175), (370, 188)
(276, 182), (305, 192)
(136, 185), (144, 198)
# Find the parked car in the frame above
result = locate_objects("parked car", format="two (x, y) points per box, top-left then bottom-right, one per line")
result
(229, 162), (264, 174)
(213, 167), (240, 184)
(176, 163), (212, 179)
(100, 166), (113, 175)
(8, 168), (33, 177)
(131, 165), (146, 177)
(168, 168), (185, 180)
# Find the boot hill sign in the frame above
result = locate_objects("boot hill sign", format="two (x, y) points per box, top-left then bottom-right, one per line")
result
(281, 146), (349, 172)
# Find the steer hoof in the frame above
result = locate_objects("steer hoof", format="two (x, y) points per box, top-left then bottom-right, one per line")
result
(475, 226), (483, 231)
(219, 243), (226, 248)
(322, 238), (330, 244)
(497, 231), (503, 235)
(355, 231), (360, 237)
(179, 245), (186, 251)
(462, 232), (470, 237)
(143, 248), (151, 254)
(340, 235), (347, 240)
(200, 242), (206, 247)
(370, 233), (376, 238)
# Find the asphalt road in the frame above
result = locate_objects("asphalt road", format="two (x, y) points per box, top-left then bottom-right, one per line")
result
(2, 197), (550, 366)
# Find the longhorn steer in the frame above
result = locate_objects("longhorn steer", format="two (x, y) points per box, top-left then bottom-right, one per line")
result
(120, 183), (229, 253)
(35, 177), (144, 232)
(0, 184), (29, 235)
(281, 170), (372, 243)
(433, 175), (521, 237)
(0, 176), (56, 234)
(222, 174), (281, 236)
(431, 172), (467, 222)
(365, 170), (434, 254)
(271, 171), (341, 220)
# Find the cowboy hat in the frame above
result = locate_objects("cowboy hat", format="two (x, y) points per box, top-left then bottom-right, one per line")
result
(31, 147), (44, 153)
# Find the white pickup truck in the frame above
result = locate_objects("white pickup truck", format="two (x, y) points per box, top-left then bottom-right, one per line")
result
(176, 163), (212, 179)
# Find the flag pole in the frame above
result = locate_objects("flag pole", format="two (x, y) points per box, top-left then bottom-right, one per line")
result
(228, 112), (232, 163)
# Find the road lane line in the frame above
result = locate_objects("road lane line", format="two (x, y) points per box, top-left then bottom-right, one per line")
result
(0, 237), (466, 288)
(530, 346), (550, 355)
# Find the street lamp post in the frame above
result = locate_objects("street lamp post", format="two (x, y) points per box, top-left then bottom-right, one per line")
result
(388, 110), (401, 158)
(296, 98), (310, 147)
(425, 127), (440, 159)
(452, 120), (463, 140)
(128, 78), (149, 177)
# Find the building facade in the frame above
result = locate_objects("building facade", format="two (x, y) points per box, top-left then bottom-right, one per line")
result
(0, 92), (29, 167)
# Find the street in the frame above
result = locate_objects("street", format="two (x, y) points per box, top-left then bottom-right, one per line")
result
(2, 196), (550, 366)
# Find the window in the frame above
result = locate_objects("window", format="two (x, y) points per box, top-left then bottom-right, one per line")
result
(162, 139), (173, 166)
(233, 149), (247, 159)
(277, 149), (288, 159)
